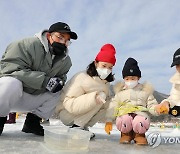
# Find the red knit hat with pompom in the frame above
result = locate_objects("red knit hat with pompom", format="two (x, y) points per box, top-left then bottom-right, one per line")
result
(95, 44), (116, 65)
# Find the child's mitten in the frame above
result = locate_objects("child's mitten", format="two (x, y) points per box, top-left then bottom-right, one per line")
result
(105, 122), (112, 135)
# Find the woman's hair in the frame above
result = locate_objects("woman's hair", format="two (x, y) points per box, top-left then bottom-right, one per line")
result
(86, 61), (115, 82)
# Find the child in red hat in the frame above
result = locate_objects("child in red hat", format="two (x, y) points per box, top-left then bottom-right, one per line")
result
(55, 44), (116, 139)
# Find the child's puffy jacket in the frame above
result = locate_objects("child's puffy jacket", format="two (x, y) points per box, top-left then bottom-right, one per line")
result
(106, 82), (158, 122)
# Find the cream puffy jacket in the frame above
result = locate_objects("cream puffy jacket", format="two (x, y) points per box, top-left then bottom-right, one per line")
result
(55, 71), (110, 115)
(106, 82), (158, 122)
(162, 72), (180, 107)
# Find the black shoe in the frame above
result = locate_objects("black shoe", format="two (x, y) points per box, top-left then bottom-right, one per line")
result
(0, 116), (7, 135)
(70, 124), (81, 128)
(84, 127), (95, 140)
(22, 113), (44, 136)
(90, 133), (95, 140)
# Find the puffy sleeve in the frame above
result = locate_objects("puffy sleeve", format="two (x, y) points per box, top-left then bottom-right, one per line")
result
(63, 75), (100, 115)
(161, 85), (180, 108)
(147, 94), (158, 115)
(105, 93), (121, 122)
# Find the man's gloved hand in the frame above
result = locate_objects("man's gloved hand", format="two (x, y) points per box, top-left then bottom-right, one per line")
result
(105, 122), (112, 135)
(46, 77), (64, 93)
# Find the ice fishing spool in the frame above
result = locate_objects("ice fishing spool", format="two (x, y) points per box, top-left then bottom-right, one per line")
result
(169, 106), (180, 117)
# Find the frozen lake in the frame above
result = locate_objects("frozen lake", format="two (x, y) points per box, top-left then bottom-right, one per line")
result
(0, 116), (180, 154)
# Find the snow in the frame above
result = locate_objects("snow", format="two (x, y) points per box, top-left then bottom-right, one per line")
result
(0, 116), (180, 154)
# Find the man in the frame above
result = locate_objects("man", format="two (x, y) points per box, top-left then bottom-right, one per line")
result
(0, 22), (78, 136)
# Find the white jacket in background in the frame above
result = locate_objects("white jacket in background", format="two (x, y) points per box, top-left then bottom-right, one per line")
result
(162, 72), (180, 107)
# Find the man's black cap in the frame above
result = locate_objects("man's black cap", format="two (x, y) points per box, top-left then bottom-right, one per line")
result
(171, 48), (180, 67)
(49, 22), (78, 40)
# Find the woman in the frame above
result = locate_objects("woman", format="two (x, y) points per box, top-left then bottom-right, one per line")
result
(55, 44), (116, 139)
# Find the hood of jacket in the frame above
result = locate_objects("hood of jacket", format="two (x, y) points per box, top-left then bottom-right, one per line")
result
(35, 30), (49, 53)
(35, 30), (69, 59)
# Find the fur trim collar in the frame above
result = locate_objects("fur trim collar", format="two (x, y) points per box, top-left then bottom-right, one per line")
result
(113, 81), (125, 94)
(113, 81), (154, 95)
(169, 72), (180, 84)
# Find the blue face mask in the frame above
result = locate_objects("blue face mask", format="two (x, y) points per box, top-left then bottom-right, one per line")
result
(51, 42), (67, 56)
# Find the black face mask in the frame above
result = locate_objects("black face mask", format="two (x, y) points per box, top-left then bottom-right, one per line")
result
(51, 42), (67, 56)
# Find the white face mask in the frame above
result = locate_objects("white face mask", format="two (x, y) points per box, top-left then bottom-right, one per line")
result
(125, 80), (138, 89)
(96, 68), (112, 80)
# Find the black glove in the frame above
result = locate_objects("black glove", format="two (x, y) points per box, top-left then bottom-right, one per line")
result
(169, 106), (180, 117)
(46, 77), (64, 93)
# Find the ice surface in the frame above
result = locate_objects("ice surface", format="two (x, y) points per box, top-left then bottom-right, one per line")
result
(0, 116), (180, 154)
